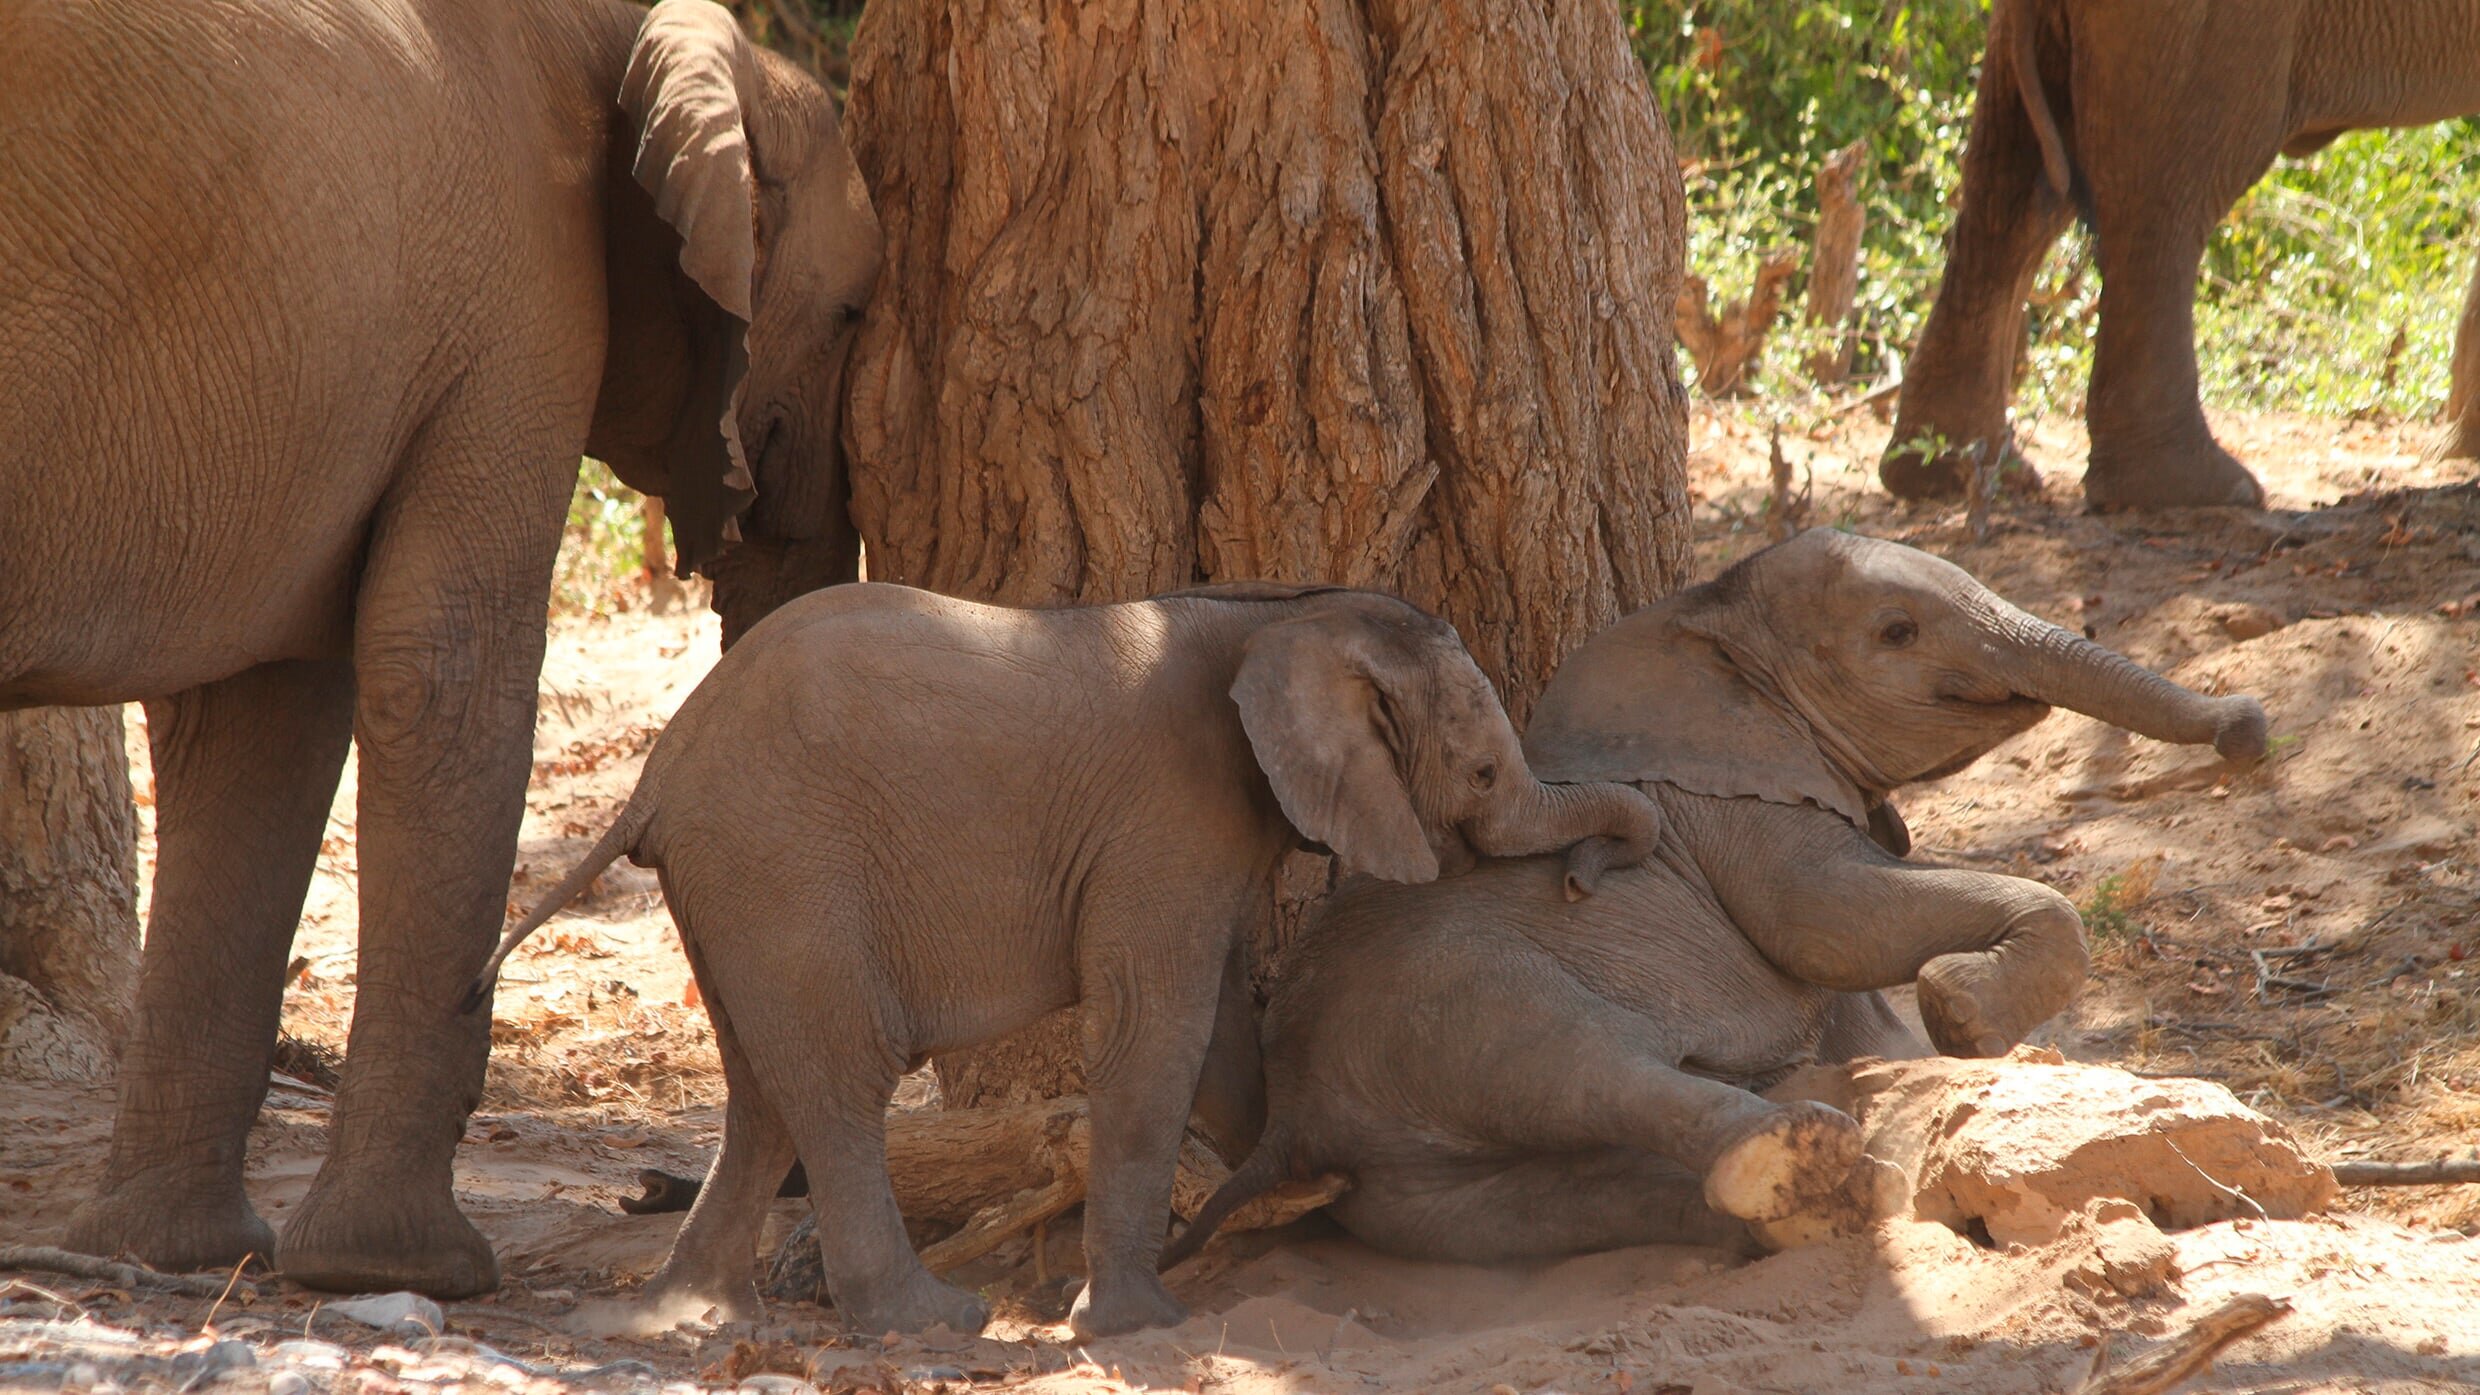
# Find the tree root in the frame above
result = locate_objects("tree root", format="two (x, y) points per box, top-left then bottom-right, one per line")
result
(0, 1246), (257, 1299)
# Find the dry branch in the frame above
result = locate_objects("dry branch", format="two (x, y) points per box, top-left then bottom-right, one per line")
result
(1676, 249), (1800, 397)
(0, 1246), (257, 1299)
(2331, 1157), (2480, 1186)
(732, 1097), (1349, 1295)
(1804, 141), (1867, 385)
(2076, 1293), (2289, 1395)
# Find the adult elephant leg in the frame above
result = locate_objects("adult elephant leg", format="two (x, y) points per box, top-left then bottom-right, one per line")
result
(2080, 200), (2262, 508)
(278, 428), (571, 1297)
(64, 661), (354, 1272)
(2442, 254), (2480, 462)
(1067, 895), (1234, 1340)
(1333, 1151), (1759, 1264)
(2075, 50), (2279, 509)
(1884, 3), (2074, 499)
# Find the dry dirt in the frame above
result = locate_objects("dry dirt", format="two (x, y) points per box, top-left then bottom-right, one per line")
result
(6, 404), (2480, 1394)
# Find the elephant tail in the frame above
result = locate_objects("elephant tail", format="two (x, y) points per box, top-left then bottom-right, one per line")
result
(2002, 0), (2082, 214)
(458, 797), (658, 1015)
(1159, 1130), (1301, 1272)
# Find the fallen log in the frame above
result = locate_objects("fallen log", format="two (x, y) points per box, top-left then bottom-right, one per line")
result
(2330, 1157), (2480, 1186)
(625, 1096), (1348, 1299)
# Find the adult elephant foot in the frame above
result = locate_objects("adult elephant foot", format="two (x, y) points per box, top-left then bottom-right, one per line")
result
(1880, 431), (2045, 502)
(65, 1180), (276, 1277)
(2083, 436), (2265, 510)
(278, 1171), (499, 1298)
(1703, 1103), (1904, 1252)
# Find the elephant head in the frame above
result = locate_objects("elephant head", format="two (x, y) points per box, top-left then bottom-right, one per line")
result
(1231, 594), (1664, 887)
(590, 0), (883, 644)
(1526, 529), (2267, 828)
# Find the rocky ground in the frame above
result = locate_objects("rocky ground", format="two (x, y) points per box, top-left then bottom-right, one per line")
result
(5, 403), (2478, 1394)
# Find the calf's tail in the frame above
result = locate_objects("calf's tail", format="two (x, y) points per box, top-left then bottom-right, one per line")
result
(1159, 1129), (1295, 1271)
(458, 797), (657, 1014)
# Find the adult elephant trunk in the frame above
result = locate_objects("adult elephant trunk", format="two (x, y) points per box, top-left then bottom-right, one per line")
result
(1467, 773), (1665, 898)
(1989, 606), (2267, 762)
(706, 532), (856, 649)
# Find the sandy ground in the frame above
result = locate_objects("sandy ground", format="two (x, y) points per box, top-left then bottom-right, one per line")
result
(6, 404), (2480, 1393)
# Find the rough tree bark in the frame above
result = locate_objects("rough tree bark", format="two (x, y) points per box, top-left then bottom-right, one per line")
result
(0, 706), (139, 1083)
(841, 0), (1691, 1106)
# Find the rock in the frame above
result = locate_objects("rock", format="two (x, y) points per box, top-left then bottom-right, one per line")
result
(1807, 1048), (2336, 1246)
(269, 1371), (313, 1395)
(2062, 1199), (2182, 1300)
(168, 1339), (255, 1386)
(321, 1291), (445, 1337)
(2211, 602), (2287, 641)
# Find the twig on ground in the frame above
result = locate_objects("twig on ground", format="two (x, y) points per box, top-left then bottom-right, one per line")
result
(0, 1247), (257, 1299)
(2163, 1140), (2267, 1222)
(2075, 1293), (2290, 1395)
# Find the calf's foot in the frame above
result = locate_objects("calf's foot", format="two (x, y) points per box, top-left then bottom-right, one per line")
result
(1068, 1270), (1187, 1340)
(1701, 1102), (1864, 1226)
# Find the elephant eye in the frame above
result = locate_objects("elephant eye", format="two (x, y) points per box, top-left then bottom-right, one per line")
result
(1879, 618), (1918, 648)
(1472, 760), (1499, 791)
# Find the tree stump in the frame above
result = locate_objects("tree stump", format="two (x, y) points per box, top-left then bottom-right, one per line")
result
(1675, 248), (1798, 397)
(841, 0), (1692, 1106)
(1804, 140), (1867, 386)
(0, 706), (139, 1083)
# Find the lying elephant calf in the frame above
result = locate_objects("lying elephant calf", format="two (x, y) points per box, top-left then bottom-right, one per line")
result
(1170, 529), (2267, 1267)
(466, 581), (1661, 1338)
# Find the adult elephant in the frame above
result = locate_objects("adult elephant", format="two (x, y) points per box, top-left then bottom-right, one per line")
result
(1168, 530), (2269, 1265)
(0, 0), (880, 1296)
(1884, 0), (2480, 509)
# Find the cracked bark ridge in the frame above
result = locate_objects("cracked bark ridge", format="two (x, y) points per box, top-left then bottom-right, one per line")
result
(0, 707), (139, 1083)
(842, 0), (1689, 1107)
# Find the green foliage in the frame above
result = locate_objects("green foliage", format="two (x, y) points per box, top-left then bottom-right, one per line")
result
(553, 459), (651, 614)
(2077, 872), (2139, 942)
(1628, 2), (2480, 421)
(1629, 1), (1988, 389)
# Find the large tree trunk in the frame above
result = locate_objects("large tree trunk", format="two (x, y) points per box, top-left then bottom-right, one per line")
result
(842, 0), (1691, 1106)
(0, 707), (139, 1083)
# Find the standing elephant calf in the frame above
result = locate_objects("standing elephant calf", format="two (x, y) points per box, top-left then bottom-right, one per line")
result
(468, 582), (1662, 1338)
(1170, 530), (2268, 1267)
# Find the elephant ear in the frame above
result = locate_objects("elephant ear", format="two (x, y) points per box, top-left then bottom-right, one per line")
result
(619, 0), (762, 574)
(1232, 616), (1440, 885)
(1524, 594), (1873, 832)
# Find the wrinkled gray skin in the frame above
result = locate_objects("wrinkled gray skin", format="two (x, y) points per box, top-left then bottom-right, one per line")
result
(1886, 0), (2480, 508)
(467, 582), (1662, 1339)
(1169, 530), (2268, 1267)
(2, 0), (880, 1297)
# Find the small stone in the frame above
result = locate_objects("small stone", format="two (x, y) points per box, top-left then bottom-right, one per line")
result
(270, 1372), (314, 1395)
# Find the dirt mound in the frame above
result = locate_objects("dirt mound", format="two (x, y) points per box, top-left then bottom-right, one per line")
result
(1803, 1048), (2338, 1245)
